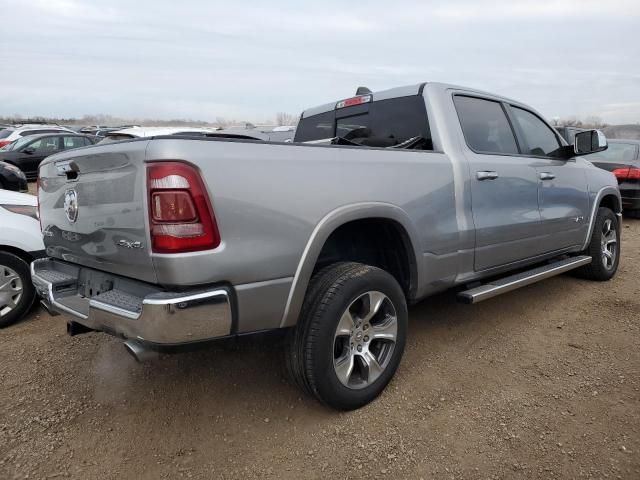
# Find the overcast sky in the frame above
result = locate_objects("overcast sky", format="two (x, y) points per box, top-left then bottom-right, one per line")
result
(1, 0), (639, 124)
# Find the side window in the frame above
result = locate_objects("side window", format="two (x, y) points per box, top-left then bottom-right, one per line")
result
(453, 96), (519, 155)
(510, 107), (561, 157)
(63, 136), (86, 149)
(83, 137), (94, 146)
(32, 137), (62, 154)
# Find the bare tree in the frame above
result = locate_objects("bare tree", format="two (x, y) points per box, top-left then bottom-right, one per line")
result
(583, 116), (607, 129)
(276, 112), (298, 126)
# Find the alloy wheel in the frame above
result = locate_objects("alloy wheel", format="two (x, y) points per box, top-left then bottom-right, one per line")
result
(333, 291), (398, 389)
(601, 218), (617, 270)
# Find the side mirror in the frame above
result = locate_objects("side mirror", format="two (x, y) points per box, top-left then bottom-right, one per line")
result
(22, 147), (35, 155)
(574, 130), (607, 156)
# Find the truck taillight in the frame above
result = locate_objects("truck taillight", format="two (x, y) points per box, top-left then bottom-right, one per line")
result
(146, 162), (220, 253)
(612, 167), (640, 180)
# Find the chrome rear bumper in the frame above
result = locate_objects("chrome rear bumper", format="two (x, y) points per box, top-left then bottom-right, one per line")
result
(31, 258), (233, 345)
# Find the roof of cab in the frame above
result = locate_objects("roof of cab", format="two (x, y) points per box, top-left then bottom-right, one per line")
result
(300, 82), (529, 119)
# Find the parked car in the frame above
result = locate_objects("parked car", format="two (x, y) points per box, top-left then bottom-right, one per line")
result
(93, 127), (126, 138)
(217, 125), (296, 142)
(0, 161), (28, 192)
(554, 125), (586, 144)
(0, 133), (97, 179)
(98, 126), (218, 144)
(586, 139), (640, 217)
(31, 82), (620, 410)
(0, 124), (75, 149)
(0, 189), (44, 327)
(98, 126), (273, 144)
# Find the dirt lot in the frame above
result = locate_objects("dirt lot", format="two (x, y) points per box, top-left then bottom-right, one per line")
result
(1, 218), (639, 479)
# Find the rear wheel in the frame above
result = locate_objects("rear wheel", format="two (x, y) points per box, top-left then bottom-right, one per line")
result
(576, 207), (620, 281)
(0, 251), (36, 328)
(286, 262), (407, 410)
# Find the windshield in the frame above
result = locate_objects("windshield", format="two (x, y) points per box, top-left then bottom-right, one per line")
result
(295, 95), (432, 149)
(588, 142), (638, 164)
(7, 136), (35, 151)
(0, 129), (13, 139)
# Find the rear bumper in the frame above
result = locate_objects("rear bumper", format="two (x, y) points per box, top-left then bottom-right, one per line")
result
(620, 184), (640, 210)
(31, 258), (233, 345)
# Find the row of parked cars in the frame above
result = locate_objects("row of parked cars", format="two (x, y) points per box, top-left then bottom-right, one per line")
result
(0, 123), (296, 190)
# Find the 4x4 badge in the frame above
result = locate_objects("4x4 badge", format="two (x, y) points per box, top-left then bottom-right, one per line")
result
(63, 189), (78, 224)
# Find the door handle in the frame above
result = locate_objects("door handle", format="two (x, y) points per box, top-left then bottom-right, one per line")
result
(476, 171), (499, 181)
(539, 172), (556, 181)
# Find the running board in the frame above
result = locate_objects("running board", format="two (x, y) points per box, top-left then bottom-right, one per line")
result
(458, 256), (592, 304)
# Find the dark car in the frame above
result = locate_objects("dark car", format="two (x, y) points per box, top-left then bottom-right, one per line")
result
(0, 133), (96, 179)
(587, 139), (640, 217)
(0, 161), (28, 192)
(555, 126), (586, 144)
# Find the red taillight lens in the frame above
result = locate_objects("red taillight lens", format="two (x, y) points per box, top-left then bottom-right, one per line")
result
(0, 140), (11, 148)
(612, 167), (640, 180)
(151, 191), (197, 222)
(146, 162), (220, 253)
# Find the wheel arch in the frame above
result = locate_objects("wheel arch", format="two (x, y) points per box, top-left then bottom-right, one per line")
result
(279, 203), (422, 328)
(0, 245), (34, 265)
(582, 186), (622, 251)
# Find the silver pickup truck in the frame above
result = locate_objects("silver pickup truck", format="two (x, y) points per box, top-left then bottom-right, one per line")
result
(31, 82), (621, 410)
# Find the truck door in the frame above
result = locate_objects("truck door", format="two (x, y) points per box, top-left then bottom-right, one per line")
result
(507, 106), (590, 251)
(453, 95), (546, 271)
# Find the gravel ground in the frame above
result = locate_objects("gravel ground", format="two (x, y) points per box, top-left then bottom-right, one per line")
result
(1, 215), (638, 479)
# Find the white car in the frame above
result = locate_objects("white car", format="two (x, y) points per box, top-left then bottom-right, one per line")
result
(99, 126), (218, 143)
(0, 124), (75, 149)
(0, 190), (44, 327)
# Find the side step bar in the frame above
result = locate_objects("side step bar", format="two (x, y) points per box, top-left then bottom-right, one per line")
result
(458, 255), (592, 304)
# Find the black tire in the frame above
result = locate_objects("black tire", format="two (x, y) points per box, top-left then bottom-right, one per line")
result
(286, 262), (408, 410)
(0, 251), (36, 328)
(576, 207), (620, 281)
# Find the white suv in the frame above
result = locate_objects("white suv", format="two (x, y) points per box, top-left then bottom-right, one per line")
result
(0, 125), (74, 149)
(0, 189), (44, 327)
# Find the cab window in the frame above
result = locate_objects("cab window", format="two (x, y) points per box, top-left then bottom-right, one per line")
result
(510, 107), (562, 157)
(453, 95), (519, 155)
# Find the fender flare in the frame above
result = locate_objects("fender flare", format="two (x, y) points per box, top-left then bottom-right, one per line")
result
(581, 186), (622, 251)
(279, 202), (422, 327)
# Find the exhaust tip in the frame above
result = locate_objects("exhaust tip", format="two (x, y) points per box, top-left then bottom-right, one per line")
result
(124, 340), (156, 362)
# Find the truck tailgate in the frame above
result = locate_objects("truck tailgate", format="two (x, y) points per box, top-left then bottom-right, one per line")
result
(38, 140), (157, 284)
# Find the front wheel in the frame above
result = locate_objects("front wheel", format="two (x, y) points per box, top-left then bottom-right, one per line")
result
(286, 262), (408, 410)
(0, 251), (36, 328)
(576, 207), (620, 281)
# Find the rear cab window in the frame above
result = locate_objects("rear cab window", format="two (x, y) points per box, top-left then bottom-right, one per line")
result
(295, 95), (433, 149)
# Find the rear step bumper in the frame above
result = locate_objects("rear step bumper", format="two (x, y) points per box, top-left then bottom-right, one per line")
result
(31, 258), (233, 345)
(458, 255), (592, 304)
